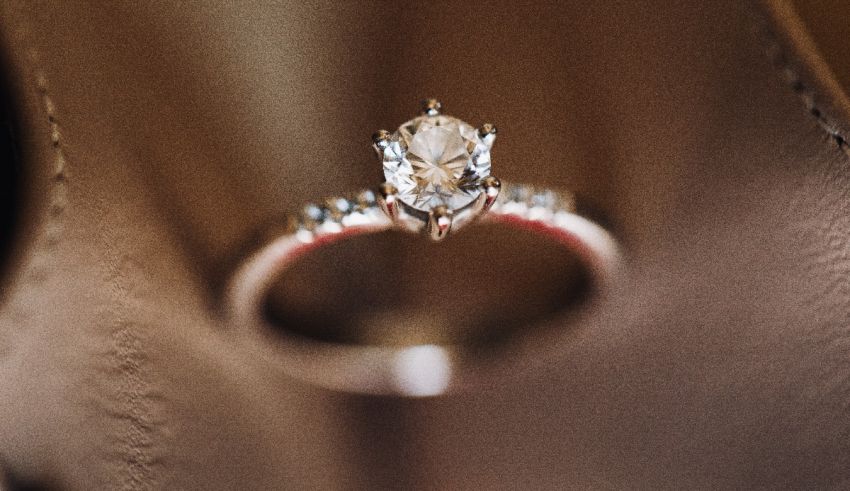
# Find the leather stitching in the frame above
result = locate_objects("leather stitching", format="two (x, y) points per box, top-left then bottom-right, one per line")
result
(756, 12), (850, 152)
(31, 53), (68, 250)
(12, 18), (155, 490)
(5, 37), (69, 285)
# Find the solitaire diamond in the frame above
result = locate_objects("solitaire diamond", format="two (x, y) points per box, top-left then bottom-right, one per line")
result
(382, 114), (492, 212)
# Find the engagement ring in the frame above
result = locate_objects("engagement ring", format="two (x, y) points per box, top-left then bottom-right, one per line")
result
(227, 100), (621, 396)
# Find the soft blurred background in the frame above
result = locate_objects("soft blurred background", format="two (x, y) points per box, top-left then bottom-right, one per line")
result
(1, 0), (850, 488)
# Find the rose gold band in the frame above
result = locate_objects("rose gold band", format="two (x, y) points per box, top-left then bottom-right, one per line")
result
(225, 183), (621, 396)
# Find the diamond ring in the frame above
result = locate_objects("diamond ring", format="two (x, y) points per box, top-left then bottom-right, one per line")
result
(226, 100), (622, 396)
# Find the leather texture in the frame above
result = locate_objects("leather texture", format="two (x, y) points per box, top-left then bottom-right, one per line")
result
(0, 0), (849, 488)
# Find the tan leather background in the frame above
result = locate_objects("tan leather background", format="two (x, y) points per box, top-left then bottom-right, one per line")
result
(0, 0), (849, 488)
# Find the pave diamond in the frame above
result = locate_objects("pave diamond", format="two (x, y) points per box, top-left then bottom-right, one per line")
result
(382, 115), (491, 212)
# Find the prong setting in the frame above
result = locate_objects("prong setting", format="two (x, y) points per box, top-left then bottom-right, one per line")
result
(478, 123), (497, 149)
(421, 98), (442, 116)
(372, 130), (392, 157)
(427, 205), (453, 241)
(474, 175), (502, 213)
(377, 182), (400, 222)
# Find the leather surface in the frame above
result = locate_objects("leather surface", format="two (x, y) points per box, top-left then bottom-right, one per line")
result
(0, 0), (849, 488)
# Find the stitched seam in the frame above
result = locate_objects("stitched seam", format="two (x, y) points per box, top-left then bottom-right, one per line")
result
(13, 18), (155, 490)
(756, 11), (850, 151)
(11, 41), (68, 285)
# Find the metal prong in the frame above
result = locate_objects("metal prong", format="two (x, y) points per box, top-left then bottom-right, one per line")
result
(377, 182), (400, 222)
(474, 175), (501, 214)
(421, 98), (442, 116)
(477, 123), (497, 148)
(372, 130), (392, 157)
(427, 205), (453, 241)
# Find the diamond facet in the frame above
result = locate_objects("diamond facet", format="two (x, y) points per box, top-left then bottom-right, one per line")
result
(382, 115), (492, 213)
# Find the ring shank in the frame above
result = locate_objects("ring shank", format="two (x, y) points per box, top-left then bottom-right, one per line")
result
(226, 182), (621, 396)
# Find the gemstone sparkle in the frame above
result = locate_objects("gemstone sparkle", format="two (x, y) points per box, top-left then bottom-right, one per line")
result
(382, 115), (492, 213)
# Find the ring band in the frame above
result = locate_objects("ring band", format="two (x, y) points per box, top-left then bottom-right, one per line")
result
(226, 182), (620, 396)
(225, 100), (622, 396)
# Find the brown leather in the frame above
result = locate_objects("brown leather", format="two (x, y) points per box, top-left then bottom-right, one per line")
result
(1, 0), (849, 488)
